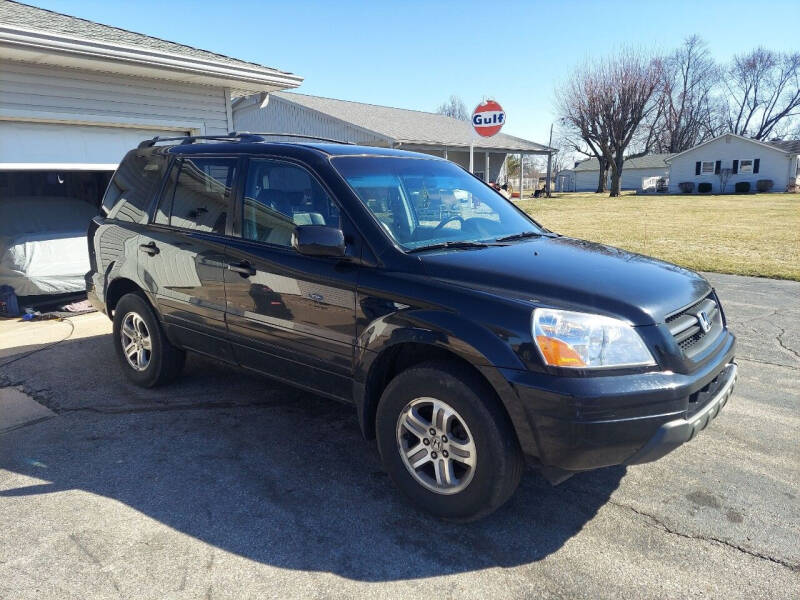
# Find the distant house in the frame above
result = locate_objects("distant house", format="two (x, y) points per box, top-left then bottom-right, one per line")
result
(556, 154), (673, 192)
(666, 134), (800, 193)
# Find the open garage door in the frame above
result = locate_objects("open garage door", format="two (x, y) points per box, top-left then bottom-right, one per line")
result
(0, 121), (188, 298)
(0, 121), (189, 170)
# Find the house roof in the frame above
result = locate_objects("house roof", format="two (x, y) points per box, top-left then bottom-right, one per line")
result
(767, 139), (800, 154)
(0, 1), (302, 93)
(665, 133), (796, 162)
(572, 153), (673, 172)
(269, 92), (554, 153)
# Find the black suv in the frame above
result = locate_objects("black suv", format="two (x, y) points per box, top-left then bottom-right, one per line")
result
(87, 134), (737, 520)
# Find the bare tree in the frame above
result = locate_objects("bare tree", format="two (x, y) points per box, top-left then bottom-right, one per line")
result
(436, 95), (469, 121)
(725, 48), (800, 139)
(655, 36), (722, 152)
(557, 49), (662, 197)
(556, 76), (611, 193)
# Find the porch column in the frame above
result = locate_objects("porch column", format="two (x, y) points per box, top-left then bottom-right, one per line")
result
(519, 153), (524, 199)
(546, 152), (553, 197)
(485, 152), (490, 183)
(443, 146), (448, 160)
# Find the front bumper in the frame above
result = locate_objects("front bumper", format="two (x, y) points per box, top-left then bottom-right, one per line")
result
(625, 362), (736, 464)
(501, 330), (736, 471)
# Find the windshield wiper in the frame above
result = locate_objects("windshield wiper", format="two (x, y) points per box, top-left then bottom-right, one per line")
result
(495, 231), (543, 242)
(407, 240), (493, 253)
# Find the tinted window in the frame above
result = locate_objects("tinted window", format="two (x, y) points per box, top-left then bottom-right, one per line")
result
(242, 159), (340, 247)
(103, 149), (167, 223)
(332, 157), (540, 250)
(163, 157), (237, 234)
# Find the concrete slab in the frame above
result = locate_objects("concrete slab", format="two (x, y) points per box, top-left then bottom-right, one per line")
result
(0, 387), (55, 433)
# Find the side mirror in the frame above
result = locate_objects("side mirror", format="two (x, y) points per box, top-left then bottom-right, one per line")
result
(292, 225), (346, 258)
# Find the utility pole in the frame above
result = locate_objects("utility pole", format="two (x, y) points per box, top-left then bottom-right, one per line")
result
(546, 122), (554, 198)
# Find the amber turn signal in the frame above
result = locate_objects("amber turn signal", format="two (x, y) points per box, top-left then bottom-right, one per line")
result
(535, 335), (587, 367)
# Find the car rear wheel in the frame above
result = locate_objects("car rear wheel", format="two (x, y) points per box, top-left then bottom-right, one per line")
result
(112, 292), (185, 387)
(376, 361), (523, 521)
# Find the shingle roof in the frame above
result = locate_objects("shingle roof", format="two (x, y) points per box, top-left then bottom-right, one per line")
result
(0, 0), (296, 77)
(767, 139), (800, 154)
(572, 153), (673, 172)
(273, 92), (553, 153)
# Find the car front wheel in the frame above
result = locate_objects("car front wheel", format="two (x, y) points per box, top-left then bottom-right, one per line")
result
(376, 361), (523, 521)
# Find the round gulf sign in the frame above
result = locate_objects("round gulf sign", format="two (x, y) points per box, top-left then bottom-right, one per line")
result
(472, 100), (505, 137)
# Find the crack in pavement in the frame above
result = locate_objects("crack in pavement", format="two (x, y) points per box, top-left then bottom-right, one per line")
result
(608, 500), (799, 572)
(736, 356), (800, 371)
(776, 327), (800, 362)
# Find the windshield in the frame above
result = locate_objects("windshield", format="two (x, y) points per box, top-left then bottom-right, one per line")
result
(331, 156), (542, 251)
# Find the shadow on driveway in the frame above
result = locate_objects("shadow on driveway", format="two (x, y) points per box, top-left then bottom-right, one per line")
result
(0, 334), (625, 581)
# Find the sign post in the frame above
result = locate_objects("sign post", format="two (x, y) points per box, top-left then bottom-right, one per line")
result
(471, 99), (506, 183)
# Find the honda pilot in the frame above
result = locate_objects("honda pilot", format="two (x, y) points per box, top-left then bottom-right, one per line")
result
(87, 134), (737, 521)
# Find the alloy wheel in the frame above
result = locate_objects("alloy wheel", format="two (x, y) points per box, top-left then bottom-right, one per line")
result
(120, 311), (152, 372)
(396, 397), (477, 495)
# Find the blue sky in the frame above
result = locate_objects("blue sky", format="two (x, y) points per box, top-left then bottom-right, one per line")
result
(28, 0), (797, 144)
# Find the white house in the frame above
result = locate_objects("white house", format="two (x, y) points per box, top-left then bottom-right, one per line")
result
(232, 92), (555, 187)
(0, 1), (301, 297)
(555, 153), (673, 192)
(666, 134), (800, 193)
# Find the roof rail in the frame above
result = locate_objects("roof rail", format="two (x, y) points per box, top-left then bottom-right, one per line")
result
(137, 131), (355, 149)
(137, 132), (265, 149)
(230, 131), (355, 145)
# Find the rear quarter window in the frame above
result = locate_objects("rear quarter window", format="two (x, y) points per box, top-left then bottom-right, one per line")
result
(103, 149), (168, 223)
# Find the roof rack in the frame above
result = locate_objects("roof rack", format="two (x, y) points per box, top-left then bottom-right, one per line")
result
(137, 133), (263, 148)
(138, 131), (355, 149)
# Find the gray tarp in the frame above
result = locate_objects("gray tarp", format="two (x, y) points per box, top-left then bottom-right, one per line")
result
(0, 197), (97, 296)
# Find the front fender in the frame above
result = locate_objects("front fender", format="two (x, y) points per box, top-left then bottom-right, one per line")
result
(354, 309), (539, 457)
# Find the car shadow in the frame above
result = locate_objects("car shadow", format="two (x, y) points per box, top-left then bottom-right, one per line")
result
(0, 334), (625, 581)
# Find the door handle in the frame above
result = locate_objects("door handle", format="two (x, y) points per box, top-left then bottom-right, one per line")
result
(227, 260), (256, 277)
(139, 241), (160, 256)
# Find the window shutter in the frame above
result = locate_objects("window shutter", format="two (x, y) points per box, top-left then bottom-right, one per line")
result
(732, 160), (739, 174)
(715, 160), (721, 174)
(695, 161), (701, 175)
(753, 158), (760, 174)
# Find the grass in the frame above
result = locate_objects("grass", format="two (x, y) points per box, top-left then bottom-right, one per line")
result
(516, 192), (800, 281)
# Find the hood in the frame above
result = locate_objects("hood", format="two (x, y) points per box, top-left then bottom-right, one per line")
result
(418, 236), (711, 325)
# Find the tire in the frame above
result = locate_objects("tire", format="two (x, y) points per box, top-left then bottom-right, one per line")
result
(112, 292), (185, 387)
(376, 361), (524, 521)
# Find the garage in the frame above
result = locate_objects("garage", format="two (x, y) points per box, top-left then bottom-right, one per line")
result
(0, 0), (302, 306)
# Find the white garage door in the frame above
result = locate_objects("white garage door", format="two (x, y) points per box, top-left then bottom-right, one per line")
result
(0, 121), (189, 169)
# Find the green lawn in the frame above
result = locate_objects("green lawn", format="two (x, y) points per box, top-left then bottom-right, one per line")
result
(516, 192), (800, 281)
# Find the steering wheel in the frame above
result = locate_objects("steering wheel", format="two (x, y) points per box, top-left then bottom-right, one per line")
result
(433, 215), (464, 232)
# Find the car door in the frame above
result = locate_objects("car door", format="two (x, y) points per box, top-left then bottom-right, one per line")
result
(138, 155), (239, 361)
(223, 157), (358, 400)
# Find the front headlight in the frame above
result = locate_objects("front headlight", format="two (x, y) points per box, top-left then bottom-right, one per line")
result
(533, 308), (655, 369)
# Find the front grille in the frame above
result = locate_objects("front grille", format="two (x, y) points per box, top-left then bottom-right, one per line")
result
(666, 295), (723, 359)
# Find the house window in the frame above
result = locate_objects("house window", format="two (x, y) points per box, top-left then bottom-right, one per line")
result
(739, 159), (754, 174)
(701, 161), (714, 174)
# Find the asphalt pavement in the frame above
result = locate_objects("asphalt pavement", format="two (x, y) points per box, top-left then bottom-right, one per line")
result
(0, 272), (798, 599)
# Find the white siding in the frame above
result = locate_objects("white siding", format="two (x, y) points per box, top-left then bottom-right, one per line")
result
(233, 95), (388, 145)
(573, 167), (668, 191)
(0, 60), (230, 135)
(667, 136), (792, 193)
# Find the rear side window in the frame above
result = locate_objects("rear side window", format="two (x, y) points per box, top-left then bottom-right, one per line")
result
(241, 158), (340, 246)
(157, 157), (237, 234)
(103, 149), (167, 223)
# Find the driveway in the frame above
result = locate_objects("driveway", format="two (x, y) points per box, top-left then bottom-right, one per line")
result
(1, 273), (798, 599)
